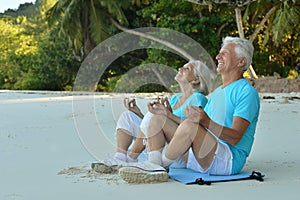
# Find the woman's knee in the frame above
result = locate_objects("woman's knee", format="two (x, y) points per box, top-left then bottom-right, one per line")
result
(117, 111), (142, 137)
(140, 112), (153, 137)
(119, 110), (136, 121)
(147, 114), (168, 137)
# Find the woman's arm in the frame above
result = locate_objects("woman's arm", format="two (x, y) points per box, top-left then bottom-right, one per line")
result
(147, 102), (182, 125)
(123, 98), (144, 118)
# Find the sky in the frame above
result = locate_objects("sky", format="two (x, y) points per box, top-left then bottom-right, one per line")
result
(0, 0), (35, 13)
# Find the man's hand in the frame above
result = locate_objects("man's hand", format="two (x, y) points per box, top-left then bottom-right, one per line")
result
(185, 106), (210, 127)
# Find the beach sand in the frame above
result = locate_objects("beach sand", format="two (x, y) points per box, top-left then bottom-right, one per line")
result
(0, 90), (299, 200)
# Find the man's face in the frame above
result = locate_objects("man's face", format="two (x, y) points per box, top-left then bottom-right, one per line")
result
(216, 43), (241, 73)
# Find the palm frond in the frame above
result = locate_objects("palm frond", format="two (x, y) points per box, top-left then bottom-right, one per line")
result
(60, 0), (83, 51)
(46, 0), (71, 26)
(89, 3), (110, 44)
(46, 1), (62, 26)
(272, 3), (300, 45)
(46, 0), (130, 55)
(243, 0), (281, 24)
(90, 0), (103, 44)
(103, 0), (129, 25)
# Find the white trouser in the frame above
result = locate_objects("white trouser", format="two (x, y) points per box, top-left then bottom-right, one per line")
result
(116, 110), (143, 138)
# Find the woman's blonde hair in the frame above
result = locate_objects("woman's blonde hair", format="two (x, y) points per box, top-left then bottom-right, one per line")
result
(188, 60), (215, 96)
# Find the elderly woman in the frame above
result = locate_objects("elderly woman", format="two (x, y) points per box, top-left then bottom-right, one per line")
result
(92, 60), (210, 173)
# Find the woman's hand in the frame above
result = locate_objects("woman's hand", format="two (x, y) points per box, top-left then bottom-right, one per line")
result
(159, 96), (172, 112)
(147, 101), (169, 116)
(123, 98), (143, 118)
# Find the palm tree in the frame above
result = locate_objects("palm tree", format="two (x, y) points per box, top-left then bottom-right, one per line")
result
(47, 0), (208, 66)
(47, 0), (130, 60)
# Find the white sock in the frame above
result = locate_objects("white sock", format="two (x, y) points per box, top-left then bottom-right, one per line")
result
(148, 151), (162, 165)
(126, 154), (137, 162)
(162, 153), (175, 167)
(113, 152), (127, 162)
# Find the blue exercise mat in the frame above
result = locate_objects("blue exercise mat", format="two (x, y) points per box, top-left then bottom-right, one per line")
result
(169, 167), (264, 185)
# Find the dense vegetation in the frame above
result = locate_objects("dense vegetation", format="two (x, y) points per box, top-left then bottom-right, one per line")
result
(0, 0), (299, 92)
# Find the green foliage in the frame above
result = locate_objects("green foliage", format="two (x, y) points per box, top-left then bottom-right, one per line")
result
(110, 61), (177, 93)
(140, 0), (234, 55)
(0, 2), (35, 18)
(0, 0), (299, 92)
(46, 0), (131, 56)
(0, 0), (80, 91)
(271, 1), (300, 46)
(243, 0), (299, 75)
(253, 51), (280, 76)
(134, 84), (168, 93)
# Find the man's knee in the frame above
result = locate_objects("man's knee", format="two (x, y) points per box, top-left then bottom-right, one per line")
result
(175, 119), (198, 139)
(178, 119), (199, 133)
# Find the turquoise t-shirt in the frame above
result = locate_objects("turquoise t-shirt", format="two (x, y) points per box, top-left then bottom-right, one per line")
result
(204, 79), (260, 174)
(169, 92), (208, 119)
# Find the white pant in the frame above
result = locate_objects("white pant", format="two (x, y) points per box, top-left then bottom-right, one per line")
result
(116, 110), (143, 138)
(116, 110), (155, 138)
(116, 110), (193, 169)
(115, 111), (152, 159)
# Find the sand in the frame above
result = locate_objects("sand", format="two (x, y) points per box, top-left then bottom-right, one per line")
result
(0, 90), (299, 200)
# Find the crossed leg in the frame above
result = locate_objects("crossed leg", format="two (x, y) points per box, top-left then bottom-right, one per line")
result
(146, 114), (181, 164)
(157, 118), (218, 170)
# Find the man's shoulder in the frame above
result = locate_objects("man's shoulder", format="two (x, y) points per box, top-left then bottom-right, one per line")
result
(233, 79), (258, 94)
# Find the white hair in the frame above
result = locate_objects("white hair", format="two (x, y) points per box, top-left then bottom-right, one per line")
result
(188, 60), (216, 95)
(222, 36), (254, 71)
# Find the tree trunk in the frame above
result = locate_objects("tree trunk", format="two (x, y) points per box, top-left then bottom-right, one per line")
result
(249, 6), (277, 42)
(235, 7), (258, 79)
(110, 17), (194, 61)
(83, 2), (96, 57)
(235, 7), (245, 38)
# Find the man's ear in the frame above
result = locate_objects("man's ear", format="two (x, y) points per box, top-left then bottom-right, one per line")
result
(238, 58), (246, 67)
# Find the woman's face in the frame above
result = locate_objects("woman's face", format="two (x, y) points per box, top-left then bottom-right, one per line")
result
(175, 62), (197, 83)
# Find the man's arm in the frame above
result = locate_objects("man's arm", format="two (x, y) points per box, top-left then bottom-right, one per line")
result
(185, 106), (250, 146)
(206, 116), (250, 146)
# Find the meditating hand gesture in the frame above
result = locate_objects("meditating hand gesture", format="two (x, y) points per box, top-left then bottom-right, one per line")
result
(147, 96), (172, 116)
(123, 97), (144, 118)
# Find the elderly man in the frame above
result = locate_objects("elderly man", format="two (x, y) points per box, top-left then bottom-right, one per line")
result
(119, 36), (260, 184)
